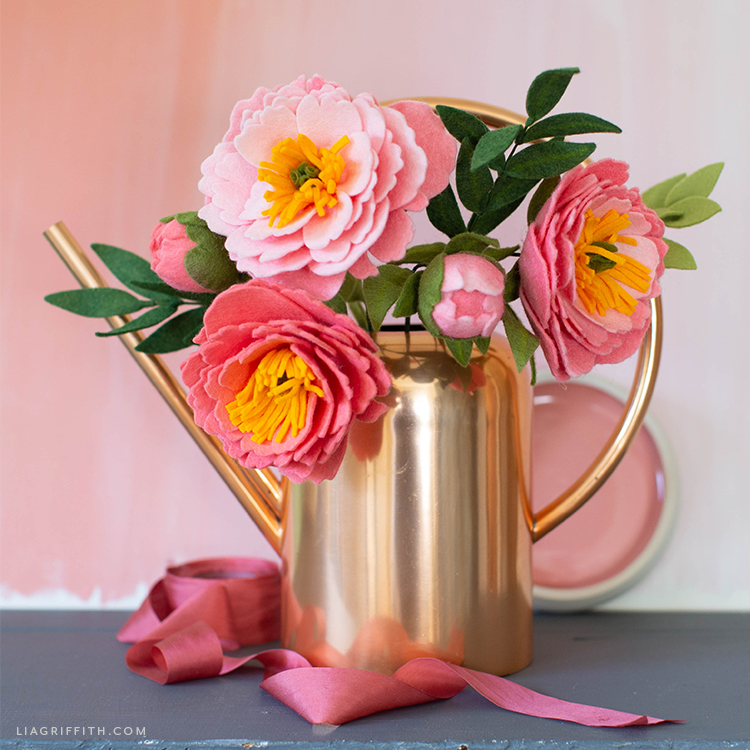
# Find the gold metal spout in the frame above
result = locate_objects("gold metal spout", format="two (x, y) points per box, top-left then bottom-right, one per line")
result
(44, 222), (284, 555)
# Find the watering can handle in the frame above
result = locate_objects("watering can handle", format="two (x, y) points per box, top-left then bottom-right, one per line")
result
(406, 98), (663, 542)
(529, 297), (661, 541)
(44, 222), (286, 555)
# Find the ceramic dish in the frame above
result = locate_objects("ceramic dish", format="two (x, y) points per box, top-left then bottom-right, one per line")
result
(531, 376), (678, 611)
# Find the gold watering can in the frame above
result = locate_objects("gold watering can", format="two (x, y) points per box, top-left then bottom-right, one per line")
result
(46, 100), (662, 677)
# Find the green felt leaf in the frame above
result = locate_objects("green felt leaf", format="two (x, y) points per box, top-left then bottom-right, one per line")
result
(663, 238), (698, 270)
(95, 302), (179, 337)
(435, 105), (488, 144)
(484, 244), (520, 262)
(444, 337), (474, 367)
(324, 294), (347, 315)
(660, 196), (721, 228)
(474, 335), (491, 355)
(487, 154), (506, 172)
(445, 232), (499, 255)
(457, 138), (493, 213)
(398, 242), (447, 265)
(426, 184), (467, 238)
(393, 271), (421, 318)
(91, 244), (173, 302)
(129, 279), (181, 298)
(522, 112), (621, 142)
(530, 353), (537, 386)
(486, 175), (538, 212)
(665, 162), (724, 204)
(347, 300), (369, 331)
(654, 206), (684, 222)
(135, 306), (206, 353)
(183, 240), (241, 292)
(417, 253), (446, 337)
(502, 305), (539, 373)
(641, 173), (686, 209)
(471, 125), (522, 171)
(338, 273), (362, 302)
(160, 211), (203, 225)
(45, 288), (153, 318)
(469, 197), (525, 235)
(130, 280), (216, 305)
(506, 140), (596, 180)
(504, 262), (521, 302)
(525, 67), (580, 125)
(527, 175), (561, 224)
(363, 265), (413, 331)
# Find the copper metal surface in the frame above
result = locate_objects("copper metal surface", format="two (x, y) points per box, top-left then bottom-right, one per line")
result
(282, 332), (534, 675)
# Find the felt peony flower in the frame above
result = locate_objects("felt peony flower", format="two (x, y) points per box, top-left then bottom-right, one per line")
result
(430, 254), (505, 339)
(519, 159), (668, 381)
(150, 219), (212, 294)
(181, 280), (392, 483)
(198, 75), (457, 300)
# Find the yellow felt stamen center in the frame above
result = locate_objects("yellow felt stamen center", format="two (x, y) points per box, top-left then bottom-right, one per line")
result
(257, 134), (350, 229)
(226, 348), (324, 444)
(574, 209), (652, 317)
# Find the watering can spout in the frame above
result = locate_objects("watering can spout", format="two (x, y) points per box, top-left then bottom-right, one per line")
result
(44, 221), (285, 556)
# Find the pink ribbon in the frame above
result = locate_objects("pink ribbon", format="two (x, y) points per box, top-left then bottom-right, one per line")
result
(118, 557), (677, 727)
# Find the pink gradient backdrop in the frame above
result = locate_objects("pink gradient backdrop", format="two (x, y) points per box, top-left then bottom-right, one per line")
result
(2, 0), (748, 609)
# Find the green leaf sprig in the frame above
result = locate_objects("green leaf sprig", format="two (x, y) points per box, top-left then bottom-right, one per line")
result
(413, 68), (621, 373)
(45, 243), (218, 353)
(428, 67), (620, 240)
(642, 163), (724, 269)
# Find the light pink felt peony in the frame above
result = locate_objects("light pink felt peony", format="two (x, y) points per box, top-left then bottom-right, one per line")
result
(198, 76), (457, 300)
(519, 159), (668, 381)
(432, 254), (505, 339)
(181, 280), (391, 483)
(149, 220), (211, 294)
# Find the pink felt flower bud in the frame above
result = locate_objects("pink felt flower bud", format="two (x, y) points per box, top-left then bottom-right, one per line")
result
(431, 254), (506, 339)
(150, 219), (212, 294)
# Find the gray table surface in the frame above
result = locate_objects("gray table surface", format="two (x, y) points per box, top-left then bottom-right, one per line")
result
(1, 610), (748, 749)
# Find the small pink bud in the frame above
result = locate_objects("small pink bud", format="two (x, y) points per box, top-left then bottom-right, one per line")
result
(149, 220), (211, 293)
(432, 254), (505, 339)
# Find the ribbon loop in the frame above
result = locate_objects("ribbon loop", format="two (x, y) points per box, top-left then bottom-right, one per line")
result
(119, 558), (676, 727)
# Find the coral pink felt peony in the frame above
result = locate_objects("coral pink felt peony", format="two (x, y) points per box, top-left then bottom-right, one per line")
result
(431, 254), (505, 339)
(181, 280), (391, 483)
(198, 75), (457, 300)
(150, 220), (211, 293)
(519, 159), (667, 381)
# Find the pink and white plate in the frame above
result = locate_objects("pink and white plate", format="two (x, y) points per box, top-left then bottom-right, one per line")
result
(532, 377), (678, 611)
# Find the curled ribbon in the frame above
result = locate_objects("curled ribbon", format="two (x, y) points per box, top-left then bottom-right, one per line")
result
(118, 558), (676, 727)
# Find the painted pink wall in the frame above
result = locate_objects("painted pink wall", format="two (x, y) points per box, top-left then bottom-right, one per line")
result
(2, 0), (748, 609)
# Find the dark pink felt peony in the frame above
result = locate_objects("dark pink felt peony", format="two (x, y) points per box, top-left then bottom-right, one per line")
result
(150, 220), (211, 293)
(198, 75), (456, 300)
(181, 280), (391, 483)
(519, 159), (667, 381)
